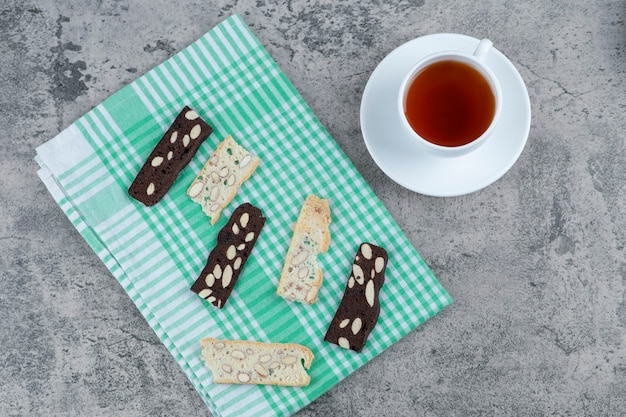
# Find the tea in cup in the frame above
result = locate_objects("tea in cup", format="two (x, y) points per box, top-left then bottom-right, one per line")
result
(398, 39), (502, 157)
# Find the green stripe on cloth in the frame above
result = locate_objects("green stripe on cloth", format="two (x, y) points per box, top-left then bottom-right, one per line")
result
(36, 14), (451, 417)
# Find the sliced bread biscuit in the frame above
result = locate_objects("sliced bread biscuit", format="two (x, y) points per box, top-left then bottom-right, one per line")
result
(187, 135), (259, 224)
(324, 243), (388, 352)
(200, 338), (313, 386)
(277, 195), (331, 304)
(129, 106), (212, 206)
(190, 203), (266, 308)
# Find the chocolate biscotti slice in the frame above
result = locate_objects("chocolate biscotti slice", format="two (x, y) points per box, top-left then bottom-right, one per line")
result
(190, 203), (265, 308)
(200, 338), (314, 386)
(129, 106), (212, 206)
(324, 243), (388, 352)
(187, 135), (260, 225)
(277, 195), (331, 304)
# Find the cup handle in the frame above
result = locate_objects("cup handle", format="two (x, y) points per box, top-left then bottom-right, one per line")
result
(473, 39), (493, 62)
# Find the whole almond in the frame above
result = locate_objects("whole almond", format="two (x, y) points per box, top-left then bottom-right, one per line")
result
(188, 181), (203, 198)
(237, 372), (251, 383)
(351, 317), (363, 335)
(291, 250), (309, 266)
(365, 280), (375, 307)
(353, 264), (364, 285)
(222, 265), (233, 288)
(375, 257), (385, 273)
(254, 363), (268, 378)
(281, 355), (297, 365)
(231, 350), (245, 360)
(361, 243), (373, 259)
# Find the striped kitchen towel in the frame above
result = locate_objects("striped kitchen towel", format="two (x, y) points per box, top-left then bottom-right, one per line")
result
(35, 14), (452, 417)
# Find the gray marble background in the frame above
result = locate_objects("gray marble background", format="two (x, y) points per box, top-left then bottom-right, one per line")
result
(2, 1), (625, 416)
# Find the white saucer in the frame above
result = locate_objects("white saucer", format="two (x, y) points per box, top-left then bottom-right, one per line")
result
(360, 34), (531, 197)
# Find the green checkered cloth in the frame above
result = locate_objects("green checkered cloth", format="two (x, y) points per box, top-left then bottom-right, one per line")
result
(35, 14), (452, 417)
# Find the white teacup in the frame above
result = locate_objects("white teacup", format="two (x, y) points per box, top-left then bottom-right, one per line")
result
(398, 39), (502, 157)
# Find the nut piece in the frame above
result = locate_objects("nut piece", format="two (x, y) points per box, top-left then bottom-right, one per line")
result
(182, 134), (190, 147)
(170, 131), (178, 143)
(146, 182), (155, 196)
(365, 280), (375, 307)
(226, 245), (237, 260)
(188, 181), (203, 198)
(281, 355), (297, 365)
(185, 110), (199, 120)
(245, 232), (255, 242)
(237, 372), (251, 383)
(213, 264), (222, 279)
(239, 154), (252, 168)
(361, 243), (373, 259)
(375, 257), (385, 273)
(231, 350), (246, 360)
(297, 266), (310, 279)
(198, 288), (212, 299)
(210, 171), (220, 183)
(291, 250), (309, 266)
(337, 337), (350, 349)
(305, 286), (318, 304)
(222, 265), (233, 288)
(258, 354), (272, 363)
(240, 212), (249, 228)
(205, 273), (215, 287)
(232, 223), (240, 235)
(339, 318), (350, 328)
(222, 364), (233, 374)
(190, 124), (202, 139)
(348, 276), (355, 288)
(209, 185), (219, 201)
(151, 156), (164, 167)
(353, 264), (364, 285)
(233, 257), (242, 270)
(214, 342), (225, 349)
(351, 317), (363, 335)
(167, 151), (173, 160)
(254, 363), (268, 378)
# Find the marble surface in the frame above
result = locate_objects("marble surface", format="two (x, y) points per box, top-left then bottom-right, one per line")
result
(2, 1), (626, 416)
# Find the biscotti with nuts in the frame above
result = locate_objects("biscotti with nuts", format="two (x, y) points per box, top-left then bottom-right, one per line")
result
(277, 195), (331, 304)
(129, 106), (212, 206)
(200, 337), (314, 386)
(187, 135), (259, 225)
(324, 243), (388, 352)
(190, 203), (266, 308)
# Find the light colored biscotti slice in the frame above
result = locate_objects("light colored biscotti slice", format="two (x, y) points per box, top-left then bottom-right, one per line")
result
(187, 135), (260, 224)
(277, 195), (331, 304)
(200, 338), (314, 386)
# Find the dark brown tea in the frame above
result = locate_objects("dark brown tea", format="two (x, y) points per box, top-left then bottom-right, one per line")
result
(404, 60), (496, 147)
